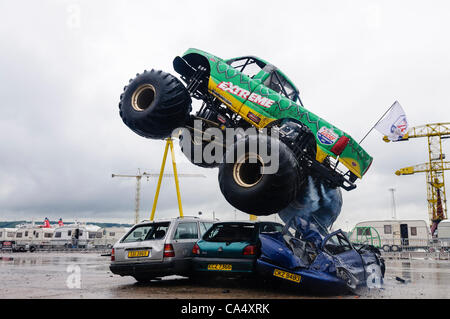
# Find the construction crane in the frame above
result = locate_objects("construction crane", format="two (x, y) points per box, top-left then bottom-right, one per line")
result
(112, 169), (206, 224)
(384, 123), (450, 235)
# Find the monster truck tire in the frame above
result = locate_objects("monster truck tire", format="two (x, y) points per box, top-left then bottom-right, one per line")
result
(119, 69), (192, 139)
(218, 134), (303, 215)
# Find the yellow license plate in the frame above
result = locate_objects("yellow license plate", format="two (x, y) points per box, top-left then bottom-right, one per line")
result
(207, 264), (232, 271)
(128, 250), (150, 258)
(273, 269), (301, 283)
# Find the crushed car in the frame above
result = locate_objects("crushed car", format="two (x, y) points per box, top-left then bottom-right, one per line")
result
(256, 216), (385, 293)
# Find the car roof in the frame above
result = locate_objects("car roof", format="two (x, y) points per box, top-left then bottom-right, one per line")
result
(212, 220), (282, 225)
(135, 216), (215, 225)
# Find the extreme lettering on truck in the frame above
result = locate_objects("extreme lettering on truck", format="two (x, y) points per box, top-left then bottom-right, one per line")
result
(217, 81), (275, 108)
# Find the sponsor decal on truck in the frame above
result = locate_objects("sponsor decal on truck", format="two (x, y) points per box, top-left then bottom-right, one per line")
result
(317, 126), (338, 145)
(217, 81), (275, 108)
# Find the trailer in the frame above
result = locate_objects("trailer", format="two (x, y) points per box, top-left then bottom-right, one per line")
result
(437, 221), (450, 250)
(92, 227), (130, 248)
(14, 225), (55, 251)
(51, 223), (101, 248)
(349, 219), (431, 252)
(0, 228), (17, 250)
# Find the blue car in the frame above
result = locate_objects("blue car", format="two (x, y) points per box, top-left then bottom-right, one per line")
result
(256, 217), (385, 293)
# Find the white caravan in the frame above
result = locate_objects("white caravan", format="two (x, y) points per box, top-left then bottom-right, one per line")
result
(51, 223), (101, 248)
(0, 228), (17, 249)
(349, 219), (431, 251)
(14, 225), (55, 251)
(92, 227), (130, 248)
(437, 221), (450, 248)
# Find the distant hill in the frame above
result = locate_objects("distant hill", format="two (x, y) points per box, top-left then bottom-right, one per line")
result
(0, 221), (28, 228)
(0, 220), (133, 228)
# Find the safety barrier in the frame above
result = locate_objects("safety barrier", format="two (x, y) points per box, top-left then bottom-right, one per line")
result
(376, 238), (450, 260)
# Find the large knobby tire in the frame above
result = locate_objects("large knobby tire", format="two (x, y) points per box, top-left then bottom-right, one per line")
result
(119, 69), (192, 139)
(218, 134), (303, 215)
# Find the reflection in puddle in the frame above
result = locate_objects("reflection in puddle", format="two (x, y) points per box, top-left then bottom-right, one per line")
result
(0, 254), (102, 268)
(401, 262), (411, 280)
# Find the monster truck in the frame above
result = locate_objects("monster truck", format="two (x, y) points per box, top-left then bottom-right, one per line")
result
(118, 48), (373, 216)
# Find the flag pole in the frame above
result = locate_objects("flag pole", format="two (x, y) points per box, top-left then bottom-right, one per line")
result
(358, 101), (397, 144)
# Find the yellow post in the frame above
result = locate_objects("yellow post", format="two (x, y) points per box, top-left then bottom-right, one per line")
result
(150, 138), (184, 221)
(168, 138), (184, 218)
(150, 139), (170, 221)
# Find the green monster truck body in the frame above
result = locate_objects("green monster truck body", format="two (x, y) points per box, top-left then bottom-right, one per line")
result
(177, 48), (372, 180)
(118, 48), (373, 215)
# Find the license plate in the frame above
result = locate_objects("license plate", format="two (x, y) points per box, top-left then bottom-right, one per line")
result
(128, 250), (150, 258)
(207, 263), (232, 271)
(273, 269), (301, 283)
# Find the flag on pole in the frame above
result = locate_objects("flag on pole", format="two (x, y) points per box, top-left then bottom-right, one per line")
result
(374, 101), (408, 141)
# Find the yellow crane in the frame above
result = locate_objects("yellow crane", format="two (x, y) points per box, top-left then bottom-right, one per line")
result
(112, 168), (205, 224)
(384, 123), (450, 235)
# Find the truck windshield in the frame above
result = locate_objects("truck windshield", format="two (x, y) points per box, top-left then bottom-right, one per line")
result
(203, 223), (256, 243)
(121, 222), (170, 243)
(227, 57), (266, 78)
(264, 71), (298, 102)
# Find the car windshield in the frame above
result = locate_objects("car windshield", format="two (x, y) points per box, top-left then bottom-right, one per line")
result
(121, 222), (170, 243)
(203, 223), (256, 243)
(260, 223), (283, 233)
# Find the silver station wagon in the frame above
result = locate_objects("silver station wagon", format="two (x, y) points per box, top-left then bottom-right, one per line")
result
(109, 216), (215, 282)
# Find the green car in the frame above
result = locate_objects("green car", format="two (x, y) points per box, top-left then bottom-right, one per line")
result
(191, 221), (283, 275)
(118, 48), (373, 215)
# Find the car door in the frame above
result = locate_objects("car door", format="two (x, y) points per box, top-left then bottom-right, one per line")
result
(321, 230), (366, 284)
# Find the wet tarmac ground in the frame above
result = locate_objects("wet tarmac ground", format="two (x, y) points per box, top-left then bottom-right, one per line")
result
(0, 252), (449, 299)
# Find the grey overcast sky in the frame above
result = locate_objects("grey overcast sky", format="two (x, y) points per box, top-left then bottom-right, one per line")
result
(1, 0), (449, 229)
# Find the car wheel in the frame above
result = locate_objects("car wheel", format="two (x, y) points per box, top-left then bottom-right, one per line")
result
(119, 69), (192, 140)
(337, 268), (357, 292)
(218, 134), (302, 215)
(391, 245), (399, 252)
(382, 245), (391, 252)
